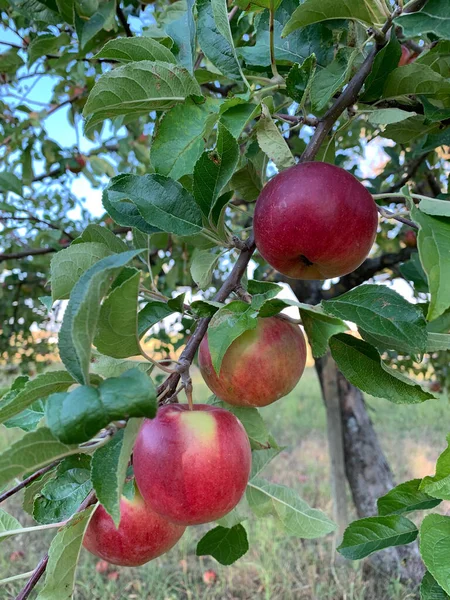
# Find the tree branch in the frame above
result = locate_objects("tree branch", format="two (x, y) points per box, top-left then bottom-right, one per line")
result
(385, 153), (428, 193)
(116, 3), (132, 37)
(0, 460), (60, 504)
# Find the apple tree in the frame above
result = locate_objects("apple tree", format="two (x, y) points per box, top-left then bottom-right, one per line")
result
(0, 0), (450, 597)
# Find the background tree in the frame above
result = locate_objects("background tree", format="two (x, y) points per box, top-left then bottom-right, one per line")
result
(0, 0), (450, 598)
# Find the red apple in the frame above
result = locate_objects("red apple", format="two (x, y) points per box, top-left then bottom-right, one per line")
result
(199, 316), (306, 407)
(399, 45), (417, 66)
(67, 154), (86, 174)
(403, 230), (417, 248)
(253, 162), (378, 280)
(133, 405), (251, 525)
(83, 492), (185, 566)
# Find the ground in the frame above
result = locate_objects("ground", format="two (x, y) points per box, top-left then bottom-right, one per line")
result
(0, 368), (447, 600)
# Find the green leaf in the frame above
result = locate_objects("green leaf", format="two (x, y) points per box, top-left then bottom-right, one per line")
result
(416, 128), (450, 154)
(323, 284), (428, 354)
(190, 249), (220, 289)
(191, 300), (223, 318)
(247, 478), (336, 538)
(151, 98), (220, 181)
(102, 186), (160, 235)
(420, 515), (450, 596)
(251, 447), (282, 479)
(0, 371), (74, 425)
(105, 174), (203, 237)
(91, 352), (155, 378)
(207, 301), (259, 374)
(59, 250), (142, 384)
(165, 0), (196, 71)
(286, 54), (317, 105)
(421, 572), (450, 600)
(256, 104), (295, 171)
(310, 48), (359, 112)
(196, 524), (249, 565)
(95, 268), (140, 359)
(75, 0), (115, 49)
(395, 0), (450, 41)
(36, 506), (95, 600)
(419, 198), (450, 218)
(377, 479), (441, 516)
(300, 306), (347, 358)
(220, 102), (260, 139)
(51, 242), (112, 301)
(76, 224), (128, 253)
(0, 172), (23, 196)
(381, 116), (439, 144)
(27, 32), (70, 66)
(230, 164), (261, 202)
(23, 470), (56, 516)
(338, 515), (418, 560)
(329, 333), (435, 405)
(421, 437), (450, 500)
(4, 400), (45, 432)
(367, 108), (418, 125)
(33, 456), (92, 524)
(0, 509), (22, 543)
(83, 61), (202, 134)
(416, 41), (450, 78)
(210, 398), (273, 449)
(240, 0), (334, 68)
(383, 64), (450, 102)
(282, 0), (387, 37)
(138, 301), (174, 338)
(0, 48), (24, 74)
(410, 202), (450, 321)
(193, 124), (239, 216)
(45, 369), (156, 444)
(248, 280), (282, 303)
(0, 428), (80, 490)
(91, 419), (141, 526)
(362, 33), (402, 102)
(197, 0), (248, 84)
(94, 37), (177, 63)
(400, 253), (429, 293)
(426, 333), (450, 352)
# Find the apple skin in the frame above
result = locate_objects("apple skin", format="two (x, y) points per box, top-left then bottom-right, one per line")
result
(399, 45), (417, 66)
(133, 404), (251, 525)
(83, 492), (185, 566)
(403, 230), (417, 248)
(199, 316), (306, 407)
(253, 162), (378, 280)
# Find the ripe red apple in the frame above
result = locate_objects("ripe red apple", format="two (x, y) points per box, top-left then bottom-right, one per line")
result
(399, 45), (417, 66)
(403, 230), (417, 248)
(199, 316), (306, 407)
(133, 405), (251, 525)
(253, 162), (378, 280)
(67, 154), (86, 174)
(83, 492), (185, 566)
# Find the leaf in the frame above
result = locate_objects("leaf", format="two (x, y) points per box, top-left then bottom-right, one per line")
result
(138, 301), (174, 338)
(381, 116), (439, 144)
(416, 128), (450, 154)
(395, 0), (450, 41)
(419, 199), (450, 218)
(256, 104), (295, 171)
(193, 124), (239, 216)
(0, 428), (80, 490)
(421, 437), (450, 500)
(207, 301), (259, 374)
(105, 174), (203, 237)
(286, 54), (317, 105)
(59, 250), (142, 384)
(191, 300), (223, 317)
(300, 306), (347, 358)
(0, 172), (23, 196)
(94, 37), (177, 63)
(91, 419), (141, 526)
(383, 64), (450, 102)
(76, 224), (128, 253)
(310, 48), (359, 112)
(329, 334), (435, 405)
(36, 506), (95, 600)
(75, 0), (115, 50)
(400, 253), (429, 293)
(240, 0), (334, 68)
(362, 33), (402, 102)
(416, 41), (450, 79)
(251, 447), (282, 479)
(4, 400), (45, 432)
(23, 470), (56, 516)
(151, 98), (220, 181)
(323, 284), (428, 354)
(209, 398), (273, 449)
(410, 202), (450, 321)
(427, 333), (450, 352)
(367, 108), (418, 125)
(282, 0), (387, 37)
(377, 479), (441, 516)
(165, 0), (196, 71)
(33, 456), (92, 524)
(196, 524), (249, 565)
(45, 369), (156, 444)
(231, 164), (261, 202)
(0, 510), (22, 543)
(220, 102), (260, 139)
(247, 478), (336, 538)
(83, 61), (202, 134)
(190, 249), (220, 289)
(91, 352), (155, 378)
(95, 268), (140, 359)
(51, 242), (112, 301)
(338, 515), (418, 560)
(421, 572), (450, 600)
(197, 0), (248, 85)
(27, 32), (70, 66)
(248, 280), (283, 303)
(0, 371), (74, 425)
(420, 515), (450, 596)
(102, 185), (160, 235)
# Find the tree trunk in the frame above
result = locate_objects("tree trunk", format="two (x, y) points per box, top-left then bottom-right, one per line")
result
(315, 355), (424, 587)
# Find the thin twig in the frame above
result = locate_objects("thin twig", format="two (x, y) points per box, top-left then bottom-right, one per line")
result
(116, 3), (133, 37)
(377, 206), (419, 230)
(0, 460), (60, 504)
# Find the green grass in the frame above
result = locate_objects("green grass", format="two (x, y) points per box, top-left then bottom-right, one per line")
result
(0, 367), (448, 599)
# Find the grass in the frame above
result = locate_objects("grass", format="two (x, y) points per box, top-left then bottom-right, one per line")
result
(0, 367), (448, 599)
